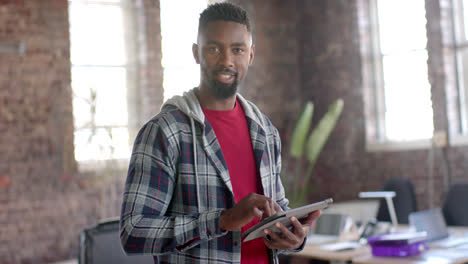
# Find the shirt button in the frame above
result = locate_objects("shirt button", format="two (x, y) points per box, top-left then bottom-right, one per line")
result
(234, 242), (239, 246)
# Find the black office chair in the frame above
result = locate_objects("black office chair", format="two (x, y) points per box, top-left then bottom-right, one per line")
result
(442, 183), (468, 226)
(376, 177), (418, 224)
(79, 217), (153, 264)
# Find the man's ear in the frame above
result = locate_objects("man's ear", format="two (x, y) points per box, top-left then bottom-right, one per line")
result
(192, 43), (200, 64)
(249, 44), (255, 65)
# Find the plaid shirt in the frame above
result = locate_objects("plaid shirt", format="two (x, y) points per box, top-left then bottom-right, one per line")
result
(120, 89), (295, 263)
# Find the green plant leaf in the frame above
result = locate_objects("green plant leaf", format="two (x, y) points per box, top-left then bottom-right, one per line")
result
(289, 102), (314, 159)
(283, 99), (344, 207)
(305, 99), (344, 164)
(295, 99), (343, 203)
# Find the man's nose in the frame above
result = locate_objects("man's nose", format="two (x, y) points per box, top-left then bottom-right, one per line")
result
(219, 50), (234, 68)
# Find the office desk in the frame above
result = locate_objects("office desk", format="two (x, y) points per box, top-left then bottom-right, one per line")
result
(292, 226), (468, 264)
(353, 246), (468, 264)
(294, 244), (468, 264)
(293, 243), (370, 262)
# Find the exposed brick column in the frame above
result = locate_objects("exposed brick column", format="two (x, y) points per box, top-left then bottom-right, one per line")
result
(227, 0), (302, 141)
(0, 0), (78, 262)
(135, 0), (164, 124)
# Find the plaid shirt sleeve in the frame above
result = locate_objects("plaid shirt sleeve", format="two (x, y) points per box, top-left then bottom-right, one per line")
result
(272, 126), (288, 210)
(267, 119), (307, 257)
(120, 116), (227, 255)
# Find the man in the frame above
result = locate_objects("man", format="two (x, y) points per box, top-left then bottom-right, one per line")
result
(120, 3), (320, 263)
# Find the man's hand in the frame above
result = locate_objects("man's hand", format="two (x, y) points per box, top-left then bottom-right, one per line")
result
(262, 210), (321, 250)
(219, 193), (282, 231)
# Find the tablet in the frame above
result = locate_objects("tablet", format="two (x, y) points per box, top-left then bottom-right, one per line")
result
(242, 198), (333, 242)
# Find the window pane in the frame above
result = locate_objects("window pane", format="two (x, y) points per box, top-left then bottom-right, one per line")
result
(160, 0), (207, 100)
(383, 51), (434, 140)
(460, 47), (468, 133)
(163, 65), (201, 100)
(69, 0), (131, 162)
(69, 2), (126, 65)
(377, 0), (427, 54)
(461, 48), (468, 91)
(71, 66), (128, 128)
(374, 0), (433, 142)
(74, 127), (130, 161)
(464, 0), (468, 38)
(70, 0), (122, 3)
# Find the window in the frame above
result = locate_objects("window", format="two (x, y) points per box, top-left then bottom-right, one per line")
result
(363, 0), (434, 150)
(160, 0), (208, 101)
(69, 0), (132, 161)
(454, 0), (468, 134)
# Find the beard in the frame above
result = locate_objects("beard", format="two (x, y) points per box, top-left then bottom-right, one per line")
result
(203, 67), (239, 100)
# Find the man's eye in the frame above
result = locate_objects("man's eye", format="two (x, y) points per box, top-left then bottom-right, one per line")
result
(233, 48), (244, 54)
(208, 47), (219, 53)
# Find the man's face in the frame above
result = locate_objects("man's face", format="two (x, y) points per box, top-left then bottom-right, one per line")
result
(193, 20), (255, 100)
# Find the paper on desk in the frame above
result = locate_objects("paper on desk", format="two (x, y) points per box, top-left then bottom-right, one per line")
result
(319, 241), (361, 251)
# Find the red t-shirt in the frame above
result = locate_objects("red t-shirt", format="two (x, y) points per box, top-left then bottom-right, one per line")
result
(203, 99), (269, 264)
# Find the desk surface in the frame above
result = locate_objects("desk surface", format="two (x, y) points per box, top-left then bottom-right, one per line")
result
(293, 226), (468, 264)
(353, 245), (468, 264)
(294, 244), (370, 262)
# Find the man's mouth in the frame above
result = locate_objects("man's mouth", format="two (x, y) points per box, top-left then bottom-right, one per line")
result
(214, 69), (237, 84)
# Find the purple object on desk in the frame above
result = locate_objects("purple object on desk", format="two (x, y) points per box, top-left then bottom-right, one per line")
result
(367, 232), (429, 257)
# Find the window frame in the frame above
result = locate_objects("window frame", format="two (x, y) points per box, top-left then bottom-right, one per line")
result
(453, 0), (468, 134)
(446, 0), (468, 147)
(360, 0), (434, 152)
(69, 0), (137, 164)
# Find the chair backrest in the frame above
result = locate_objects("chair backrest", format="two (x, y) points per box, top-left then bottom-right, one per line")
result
(79, 218), (153, 264)
(376, 177), (418, 224)
(442, 183), (468, 226)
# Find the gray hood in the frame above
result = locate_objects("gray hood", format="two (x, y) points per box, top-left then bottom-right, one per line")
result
(163, 88), (267, 129)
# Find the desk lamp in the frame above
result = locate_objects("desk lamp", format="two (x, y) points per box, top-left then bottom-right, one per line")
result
(359, 191), (397, 228)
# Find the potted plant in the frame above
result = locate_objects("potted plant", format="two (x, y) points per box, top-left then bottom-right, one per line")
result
(281, 99), (344, 208)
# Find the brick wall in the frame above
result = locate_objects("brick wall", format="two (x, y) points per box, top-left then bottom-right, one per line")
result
(295, 0), (371, 202)
(136, 0), (164, 124)
(2, 0), (468, 263)
(296, 0), (468, 209)
(235, 0), (468, 211)
(229, 0), (303, 139)
(0, 0), (77, 262)
(233, 0), (369, 203)
(0, 0), (163, 263)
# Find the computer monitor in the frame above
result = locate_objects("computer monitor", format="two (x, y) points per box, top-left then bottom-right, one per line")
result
(409, 208), (449, 242)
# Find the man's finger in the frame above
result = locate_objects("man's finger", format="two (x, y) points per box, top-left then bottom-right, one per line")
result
(262, 233), (278, 249)
(269, 199), (276, 215)
(273, 202), (283, 213)
(262, 198), (272, 217)
(301, 210), (322, 225)
(290, 217), (306, 238)
(272, 222), (297, 243)
(253, 207), (263, 220)
(263, 229), (285, 248)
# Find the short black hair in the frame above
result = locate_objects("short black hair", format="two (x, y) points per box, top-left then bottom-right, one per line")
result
(198, 2), (251, 33)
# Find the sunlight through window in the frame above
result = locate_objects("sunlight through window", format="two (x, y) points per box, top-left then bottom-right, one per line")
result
(69, 0), (131, 161)
(464, 0), (468, 36)
(455, 0), (468, 133)
(160, 0), (208, 101)
(377, 0), (434, 141)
